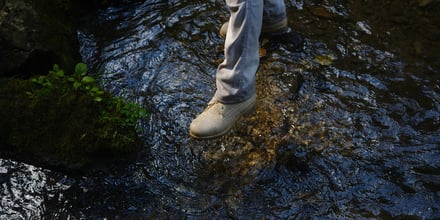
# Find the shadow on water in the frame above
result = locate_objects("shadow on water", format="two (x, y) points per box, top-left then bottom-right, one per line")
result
(1, 0), (440, 219)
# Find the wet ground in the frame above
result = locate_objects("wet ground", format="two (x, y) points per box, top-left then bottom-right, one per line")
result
(1, 0), (440, 219)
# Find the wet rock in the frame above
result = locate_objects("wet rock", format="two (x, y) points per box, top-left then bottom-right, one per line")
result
(0, 0), (80, 76)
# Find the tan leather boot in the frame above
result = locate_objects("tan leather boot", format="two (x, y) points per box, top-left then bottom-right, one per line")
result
(190, 95), (256, 139)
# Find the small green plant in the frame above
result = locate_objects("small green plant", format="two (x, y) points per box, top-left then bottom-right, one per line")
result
(103, 98), (149, 130)
(29, 63), (148, 129)
(68, 62), (105, 102)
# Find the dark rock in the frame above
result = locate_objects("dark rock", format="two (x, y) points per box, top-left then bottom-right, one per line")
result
(0, 0), (80, 77)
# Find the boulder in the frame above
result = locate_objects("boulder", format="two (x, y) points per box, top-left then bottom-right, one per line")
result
(0, 0), (80, 77)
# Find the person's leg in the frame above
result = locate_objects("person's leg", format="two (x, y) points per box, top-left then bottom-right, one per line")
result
(262, 0), (288, 34)
(261, 0), (304, 52)
(219, 0), (287, 38)
(189, 0), (263, 139)
(219, 0), (303, 52)
(215, 0), (263, 104)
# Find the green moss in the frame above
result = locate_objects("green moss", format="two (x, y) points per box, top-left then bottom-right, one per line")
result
(0, 63), (148, 172)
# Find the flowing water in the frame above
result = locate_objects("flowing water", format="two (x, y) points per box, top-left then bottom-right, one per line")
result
(1, 0), (440, 219)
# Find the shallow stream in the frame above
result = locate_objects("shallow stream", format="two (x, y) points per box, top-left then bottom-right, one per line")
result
(1, 0), (440, 219)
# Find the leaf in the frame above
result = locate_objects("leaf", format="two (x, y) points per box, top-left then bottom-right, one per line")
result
(73, 82), (82, 89)
(81, 76), (95, 84)
(259, 48), (267, 58)
(94, 97), (103, 102)
(314, 54), (335, 66)
(44, 81), (53, 87)
(91, 86), (100, 92)
(75, 62), (88, 76)
(53, 64), (60, 72)
(310, 6), (336, 19)
(53, 70), (65, 78)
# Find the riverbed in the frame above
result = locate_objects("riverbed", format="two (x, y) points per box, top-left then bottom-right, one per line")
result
(1, 0), (439, 219)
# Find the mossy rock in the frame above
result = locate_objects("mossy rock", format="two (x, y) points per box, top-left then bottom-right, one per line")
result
(0, 67), (146, 173)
